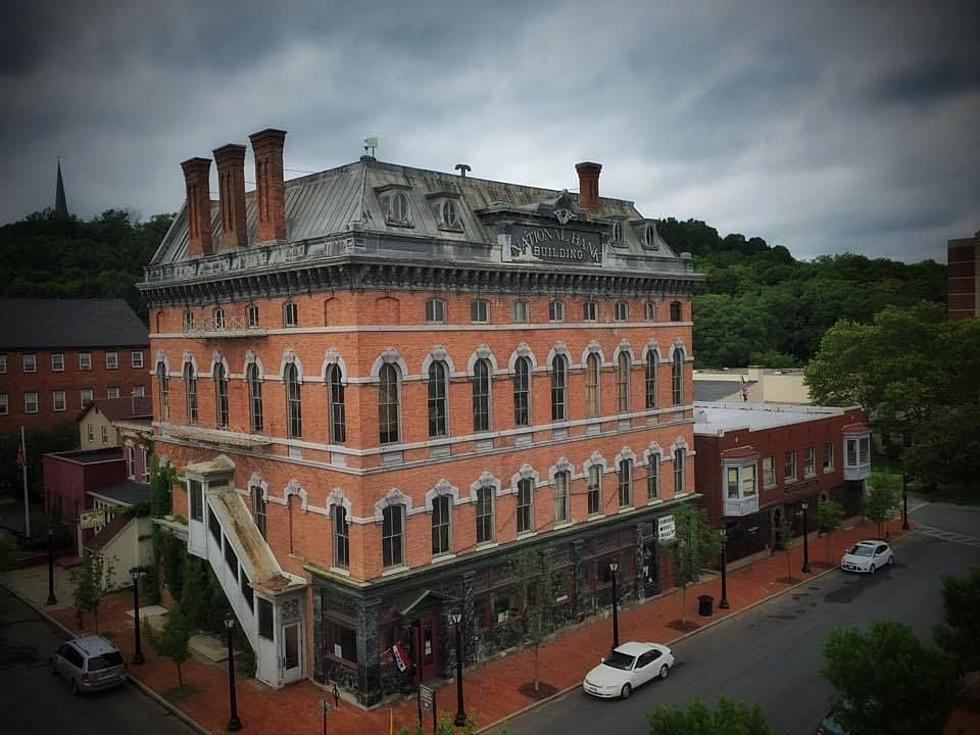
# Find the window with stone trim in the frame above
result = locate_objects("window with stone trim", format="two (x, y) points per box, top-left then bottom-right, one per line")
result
(378, 363), (400, 444)
(251, 485), (266, 538)
(382, 504), (404, 568)
(615, 301), (628, 321)
(52, 353), (65, 372)
(213, 307), (225, 330)
(585, 353), (601, 418)
(214, 363), (229, 428)
(107, 351), (120, 370)
(618, 458), (633, 507)
(427, 360), (448, 438)
(334, 505), (349, 569)
(470, 298), (489, 323)
(587, 464), (602, 516)
(282, 301), (298, 327)
(804, 446), (816, 477)
(583, 300), (597, 321)
(183, 362), (198, 424)
(784, 450), (798, 482)
(327, 364), (346, 444)
(551, 354), (568, 421)
(475, 486), (494, 544)
(425, 298), (446, 323)
(431, 495), (451, 556)
(671, 350), (684, 405)
(284, 362), (302, 438)
(513, 356), (531, 427)
(517, 477), (533, 534)
(617, 352), (631, 413)
(512, 299), (529, 323)
(548, 299), (565, 323)
(247, 363), (263, 433)
(674, 449), (686, 495)
(246, 303), (259, 328)
(644, 301), (656, 321)
(669, 301), (682, 321)
(553, 471), (570, 524)
(183, 310), (194, 332)
(645, 351), (658, 409)
(647, 457), (660, 500)
(472, 358), (491, 432)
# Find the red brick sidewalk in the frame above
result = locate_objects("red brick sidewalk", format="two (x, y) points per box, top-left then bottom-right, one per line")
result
(42, 517), (914, 734)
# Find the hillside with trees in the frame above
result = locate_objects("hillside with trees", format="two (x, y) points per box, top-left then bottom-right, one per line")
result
(656, 218), (948, 368)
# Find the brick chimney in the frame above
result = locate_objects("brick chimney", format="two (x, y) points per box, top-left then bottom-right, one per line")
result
(213, 144), (248, 250)
(575, 161), (602, 211)
(180, 157), (213, 258)
(249, 128), (287, 242)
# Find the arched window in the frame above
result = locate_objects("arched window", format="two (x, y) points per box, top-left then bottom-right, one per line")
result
(611, 221), (623, 242)
(472, 358), (491, 432)
(386, 192), (411, 225)
(513, 356), (531, 427)
(644, 301), (656, 321)
(246, 303), (259, 328)
(333, 505), (349, 569)
(183, 362), (198, 424)
(669, 301), (682, 322)
(427, 360), (448, 438)
(674, 449), (686, 495)
(618, 458), (633, 507)
(470, 299), (489, 323)
(247, 363), (263, 433)
(379, 363), (400, 444)
(617, 352), (631, 413)
(283, 301), (298, 327)
(251, 485), (267, 538)
(517, 477), (533, 534)
(551, 354), (568, 421)
(587, 464), (602, 516)
(647, 456), (660, 500)
(553, 471), (570, 524)
(645, 351), (658, 409)
(214, 363), (229, 428)
(156, 362), (169, 421)
(213, 307), (225, 330)
(326, 364), (346, 444)
(381, 504), (404, 568)
(284, 362), (302, 438)
(585, 353), (601, 418)
(425, 298), (446, 323)
(615, 301), (628, 321)
(475, 486), (494, 544)
(548, 299), (565, 322)
(512, 299), (529, 323)
(672, 350), (684, 406)
(431, 495), (451, 556)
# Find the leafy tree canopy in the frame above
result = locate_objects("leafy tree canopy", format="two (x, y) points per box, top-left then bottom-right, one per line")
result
(934, 566), (980, 673)
(647, 695), (776, 735)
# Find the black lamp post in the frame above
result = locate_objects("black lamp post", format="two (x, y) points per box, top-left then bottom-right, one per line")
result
(129, 566), (145, 664)
(46, 527), (57, 606)
(609, 561), (620, 649)
(450, 609), (467, 727)
(224, 614), (242, 732)
(801, 501), (811, 574)
(902, 472), (910, 530)
(719, 527), (730, 609)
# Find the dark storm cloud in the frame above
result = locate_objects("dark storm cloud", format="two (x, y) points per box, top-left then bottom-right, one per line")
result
(1, 0), (977, 264)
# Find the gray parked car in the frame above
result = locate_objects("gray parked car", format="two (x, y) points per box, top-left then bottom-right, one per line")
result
(50, 635), (126, 694)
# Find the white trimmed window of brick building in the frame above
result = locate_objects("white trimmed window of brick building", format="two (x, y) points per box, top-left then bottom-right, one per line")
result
(784, 450), (797, 482)
(472, 358), (492, 432)
(645, 350), (658, 409)
(251, 485), (267, 539)
(617, 352), (631, 413)
(583, 300), (597, 321)
(246, 303), (259, 328)
(548, 299), (565, 323)
(333, 505), (349, 568)
(182, 309), (194, 332)
(378, 363), (401, 444)
(553, 470), (570, 524)
(212, 307), (225, 330)
(53, 390), (66, 412)
(476, 486), (494, 544)
(615, 301), (628, 321)
(81, 388), (93, 407)
(382, 504), (405, 568)
(184, 362), (198, 424)
(51, 353), (65, 372)
(550, 354), (569, 421)
(106, 387), (119, 399)
(587, 464), (602, 516)
(618, 458), (633, 507)
(284, 362), (302, 438)
(670, 301), (683, 321)
(23, 353), (36, 373)
(512, 299), (529, 323)
(517, 477), (534, 533)
(132, 386), (145, 397)
(671, 349), (684, 405)
(674, 448), (686, 494)
(513, 356), (531, 427)
(427, 360), (449, 438)
(644, 301), (656, 321)
(156, 363), (169, 422)
(432, 495), (451, 556)
(326, 363), (346, 444)
(247, 363), (263, 433)
(214, 363), (229, 428)
(585, 353), (601, 419)
(470, 298), (489, 324)
(804, 446), (816, 477)
(131, 351), (143, 369)
(425, 298), (446, 324)
(282, 301), (298, 328)
(105, 351), (118, 370)
(763, 456), (776, 488)
(823, 442), (834, 472)
(79, 352), (92, 370)
(647, 456), (660, 500)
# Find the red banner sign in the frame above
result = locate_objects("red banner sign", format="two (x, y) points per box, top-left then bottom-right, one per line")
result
(392, 643), (409, 672)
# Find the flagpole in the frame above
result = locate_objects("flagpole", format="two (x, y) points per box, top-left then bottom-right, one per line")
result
(21, 426), (30, 540)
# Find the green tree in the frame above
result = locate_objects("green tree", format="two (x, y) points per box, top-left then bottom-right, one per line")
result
(822, 620), (957, 735)
(148, 606), (192, 689)
(816, 500), (844, 565)
(70, 550), (114, 632)
(511, 548), (562, 694)
(149, 452), (177, 518)
(179, 555), (209, 629)
(661, 506), (721, 623)
(863, 485), (899, 539)
(933, 566), (980, 674)
(647, 695), (776, 735)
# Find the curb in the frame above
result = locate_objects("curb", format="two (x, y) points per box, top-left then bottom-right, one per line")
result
(0, 578), (211, 735)
(477, 527), (918, 734)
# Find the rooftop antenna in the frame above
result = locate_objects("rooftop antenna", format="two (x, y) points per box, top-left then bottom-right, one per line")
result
(363, 136), (379, 158)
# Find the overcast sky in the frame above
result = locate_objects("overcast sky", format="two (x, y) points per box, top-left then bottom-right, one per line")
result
(2, 0), (977, 263)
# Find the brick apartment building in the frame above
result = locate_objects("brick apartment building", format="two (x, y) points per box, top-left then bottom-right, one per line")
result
(0, 299), (150, 433)
(948, 230), (979, 320)
(694, 402), (871, 561)
(139, 129), (703, 700)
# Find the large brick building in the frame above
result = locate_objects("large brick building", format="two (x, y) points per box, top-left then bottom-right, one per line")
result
(0, 299), (150, 433)
(948, 230), (979, 320)
(139, 130), (703, 700)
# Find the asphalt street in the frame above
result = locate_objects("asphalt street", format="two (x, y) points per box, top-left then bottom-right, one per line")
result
(498, 501), (980, 735)
(0, 585), (193, 735)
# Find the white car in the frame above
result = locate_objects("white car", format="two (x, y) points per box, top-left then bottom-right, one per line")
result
(841, 540), (894, 574)
(582, 641), (674, 699)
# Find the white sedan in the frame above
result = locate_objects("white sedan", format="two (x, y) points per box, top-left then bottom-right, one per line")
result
(841, 539), (895, 574)
(582, 641), (674, 699)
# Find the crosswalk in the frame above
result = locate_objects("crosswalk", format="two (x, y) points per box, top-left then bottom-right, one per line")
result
(917, 525), (980, 549)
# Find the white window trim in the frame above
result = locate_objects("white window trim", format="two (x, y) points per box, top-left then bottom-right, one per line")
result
(53, 391), (66, 412)
(23, 354), (37, 373)
(131, 351), (144, 369)
(0, 393), (8, 415)
(24, 392), (39, 414)
(106, 351), (118, 370)
(79, 352), (92, 370)
(51, 353), (65, 372)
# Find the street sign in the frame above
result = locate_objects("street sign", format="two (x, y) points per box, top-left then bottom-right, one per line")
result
(658, 515), (676, 541)
(420, 684), (434, 711)
(392, 643), (409, 672)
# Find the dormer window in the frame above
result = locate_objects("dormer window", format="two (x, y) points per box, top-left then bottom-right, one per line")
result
(644, 223), (658, 249)
(384, 191), (412, 226)
(441, 199), (461, 230)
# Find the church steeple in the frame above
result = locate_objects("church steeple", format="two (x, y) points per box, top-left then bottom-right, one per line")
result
(54, 159), (69, 219)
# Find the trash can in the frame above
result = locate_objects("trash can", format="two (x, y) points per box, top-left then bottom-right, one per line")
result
(698, 595), (713, 617)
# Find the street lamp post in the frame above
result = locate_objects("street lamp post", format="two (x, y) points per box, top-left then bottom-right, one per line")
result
(609, 561), (620, 649)
(801, 501), (811, 574)
(719, 527), (730, 609)
(224, 614), (242, 732)
(450, 609), (467, 727)
(46, 527), (57, 606)
(129, 566), (145, 664)
(902, 472), (910, 530)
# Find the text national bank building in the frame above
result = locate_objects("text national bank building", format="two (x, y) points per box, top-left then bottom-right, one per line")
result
(140, 130), (703, 703)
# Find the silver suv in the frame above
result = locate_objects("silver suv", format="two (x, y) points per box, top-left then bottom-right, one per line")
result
(50, 635), (126, 694)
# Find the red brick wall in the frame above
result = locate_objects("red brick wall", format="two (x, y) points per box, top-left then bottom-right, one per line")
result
(0, 345), (149, 434)
(42, 453), (126, 525)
